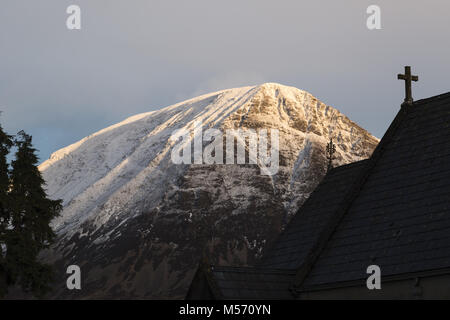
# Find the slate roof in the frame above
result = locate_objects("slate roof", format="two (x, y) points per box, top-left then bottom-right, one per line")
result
(187, 91), (450, 299)
(301, 92), (450, 289)
(188, 265), (296, 299)
(261, 160), (369, 269)
(186, 159), (371, 300)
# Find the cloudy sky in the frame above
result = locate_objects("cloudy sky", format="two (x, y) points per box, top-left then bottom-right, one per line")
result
(1, 0), (449, 162)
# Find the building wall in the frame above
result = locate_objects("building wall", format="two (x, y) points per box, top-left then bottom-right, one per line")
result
(299, 274), (450, 300)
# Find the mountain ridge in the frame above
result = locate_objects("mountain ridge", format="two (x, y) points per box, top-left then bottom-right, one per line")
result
(38, 83), (379, 298)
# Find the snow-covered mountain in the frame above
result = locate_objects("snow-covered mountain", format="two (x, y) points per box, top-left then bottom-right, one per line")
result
(39, 83), (379, 299)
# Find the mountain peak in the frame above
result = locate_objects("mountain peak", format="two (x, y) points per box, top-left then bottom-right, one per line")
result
(39, 84), (379, 299)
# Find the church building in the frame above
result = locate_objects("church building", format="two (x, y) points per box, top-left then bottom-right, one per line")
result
(186, 67), (450, 299)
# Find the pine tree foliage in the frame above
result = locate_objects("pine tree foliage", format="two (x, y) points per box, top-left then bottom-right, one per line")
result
(0, 130), (62, 298)
(0, 122), (13, 297)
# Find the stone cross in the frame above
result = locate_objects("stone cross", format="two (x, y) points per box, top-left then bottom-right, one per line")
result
(397, 66), (419, 105)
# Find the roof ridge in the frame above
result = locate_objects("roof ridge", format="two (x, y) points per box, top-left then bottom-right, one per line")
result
(212, 265), (297, 274)
(291, 101), (413, 293)
(329, 159), (369, 172)
(412, 91), (450, 105)
(259, 159), (370, 268)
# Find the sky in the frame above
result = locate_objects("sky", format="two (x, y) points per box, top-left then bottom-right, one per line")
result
(1, 0), (450, 163)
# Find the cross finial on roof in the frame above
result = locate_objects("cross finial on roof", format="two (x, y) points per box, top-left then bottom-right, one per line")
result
(326, 138), (336, 172)
(397, 66), (419, 106)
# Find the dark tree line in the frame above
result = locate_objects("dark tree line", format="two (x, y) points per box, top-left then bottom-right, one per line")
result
(0, 121), (62, 298)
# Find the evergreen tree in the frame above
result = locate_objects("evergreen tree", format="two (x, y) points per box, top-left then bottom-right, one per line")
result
(0, 121), (13, 296)
(6, 130), (61, 297)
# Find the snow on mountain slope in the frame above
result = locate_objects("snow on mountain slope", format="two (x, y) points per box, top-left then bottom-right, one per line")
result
(41, 86), (257, 236)
(39, 83), (379, 299)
